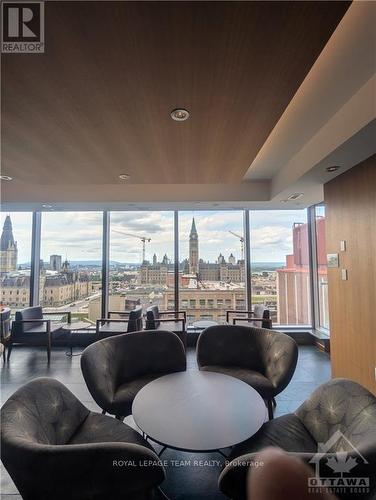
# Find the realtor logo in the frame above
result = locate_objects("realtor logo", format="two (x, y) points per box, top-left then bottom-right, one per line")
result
(1, 2), (44, 53)
(308, 430), (370, 495)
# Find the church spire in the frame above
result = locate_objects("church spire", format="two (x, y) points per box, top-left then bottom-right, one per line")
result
(1, 215), (15, 251)
(189, 217), (199, 274)
(190, 217), (197, 236)
(0, 215), (18, 272)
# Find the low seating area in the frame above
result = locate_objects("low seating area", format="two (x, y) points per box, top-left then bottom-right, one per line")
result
(2, 324), (376, 499)
(4, 304), (275, 362)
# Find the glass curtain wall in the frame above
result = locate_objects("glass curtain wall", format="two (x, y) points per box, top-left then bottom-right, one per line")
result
(250, 209), (311, 326)
(39, 212), (103, 323)
(2, 208), (324, 329)
(109, 211), (174, 313)
(0, 212), (33, 312)
(178, 211), (246, 325)
(314, 204), (329, 331)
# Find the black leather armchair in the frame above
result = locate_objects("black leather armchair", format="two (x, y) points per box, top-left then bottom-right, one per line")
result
(81, 329), (186, 419)
(1, 378), (165, 500)
(145, 305), (187, 348)
(197, 325), (298, 419)
(219, 378), (376, 500)
(7, 306), (70, 362)
(96, 305), (143, 338)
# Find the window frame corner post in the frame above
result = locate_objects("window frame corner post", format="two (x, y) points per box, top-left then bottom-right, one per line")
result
(174, 210), (179, 314)
(30, 211), (42, 307)
(243, 209), (252, 312)
(307, 205), (318, 330)
(101, 211), (110, 319)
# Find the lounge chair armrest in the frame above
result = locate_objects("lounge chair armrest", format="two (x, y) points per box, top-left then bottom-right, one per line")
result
(26, 441), (165, 495)
(108, 310), (131, 318)
(159, 310), (187, 320)
(226, 310), (254, 322)
(155, 317), (186, 329)
(43, 311), (72, 323)
(97, 318), (130, 324)
(232, 317), (272, 328)
(13, 319), (52, 332)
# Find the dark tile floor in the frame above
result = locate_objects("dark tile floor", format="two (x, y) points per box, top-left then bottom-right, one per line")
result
(0, 344), (331, 500)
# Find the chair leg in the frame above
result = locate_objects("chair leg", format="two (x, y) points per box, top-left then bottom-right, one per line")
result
(115, 415), (125, 421)
(7, 343), (12, 362)
(47, 342), (51, 364)
(272, 397), (277, 407)
(102, 409), (106, 415)
(267, 399), (274, 420)
(2, 345), (5, 363)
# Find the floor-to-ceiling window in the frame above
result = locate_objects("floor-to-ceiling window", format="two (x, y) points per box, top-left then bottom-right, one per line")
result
(0, 212), (32, 312)
(250, 209), (311, 326)
(178, 211), (246, 325)
(39, 212), (103, 322)
(314, 204), (329, 331)
(109, 211), (174, 314)
(2, 209), (324, 329)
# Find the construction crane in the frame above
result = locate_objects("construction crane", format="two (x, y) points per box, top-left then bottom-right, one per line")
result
(112, 229), (151, 263)
(228, 230), (244, 261)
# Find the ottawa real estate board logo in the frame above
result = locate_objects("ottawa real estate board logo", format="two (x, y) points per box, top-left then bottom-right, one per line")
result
(308, 430), (370, 496)
(1, 2), (44, 53)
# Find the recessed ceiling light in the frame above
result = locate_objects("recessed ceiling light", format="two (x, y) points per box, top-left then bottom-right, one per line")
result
(119, 174), (130, 181)
(42, 204), (53, 208)
(171, 108), (190, 121)
(0, 175), (13, 181)
(326, 165), (340, 172)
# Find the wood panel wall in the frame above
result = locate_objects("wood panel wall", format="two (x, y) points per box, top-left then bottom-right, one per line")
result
(324, 154), (376, 394)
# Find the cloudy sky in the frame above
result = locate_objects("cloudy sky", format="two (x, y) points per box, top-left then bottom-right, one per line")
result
(1, 209), (307, 264)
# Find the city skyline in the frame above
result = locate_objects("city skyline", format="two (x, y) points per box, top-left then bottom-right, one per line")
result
(1, 210), (308, 264)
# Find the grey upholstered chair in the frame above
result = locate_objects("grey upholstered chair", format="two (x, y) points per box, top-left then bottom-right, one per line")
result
(7, 306), (70, 362)
(96, 305), (143, 338)
(196, 325), (298, 419)
(1, 378), (165, 500)
(219, 378), (376, 500)
(0, 307), (11, 362)
(81, 330), (186, 419)
(145, 305), (187, 348)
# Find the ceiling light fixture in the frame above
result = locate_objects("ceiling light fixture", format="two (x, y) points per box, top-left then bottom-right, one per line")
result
(119, 174), (130, 181)
(171, 108), (190, 121)
(42, 204), (53, 208)
(0, 175), (13, 181)
(287, 193), (304, 201)
(326, 165), (340, 172)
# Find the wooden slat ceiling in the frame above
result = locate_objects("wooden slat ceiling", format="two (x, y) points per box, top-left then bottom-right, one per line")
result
(2, 1), (351, 185)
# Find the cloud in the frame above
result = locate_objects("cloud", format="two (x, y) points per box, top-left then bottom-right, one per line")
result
(2, 209), (308, 264)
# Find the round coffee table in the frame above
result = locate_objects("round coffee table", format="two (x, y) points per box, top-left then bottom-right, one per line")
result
(132, 371), (267, 455)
